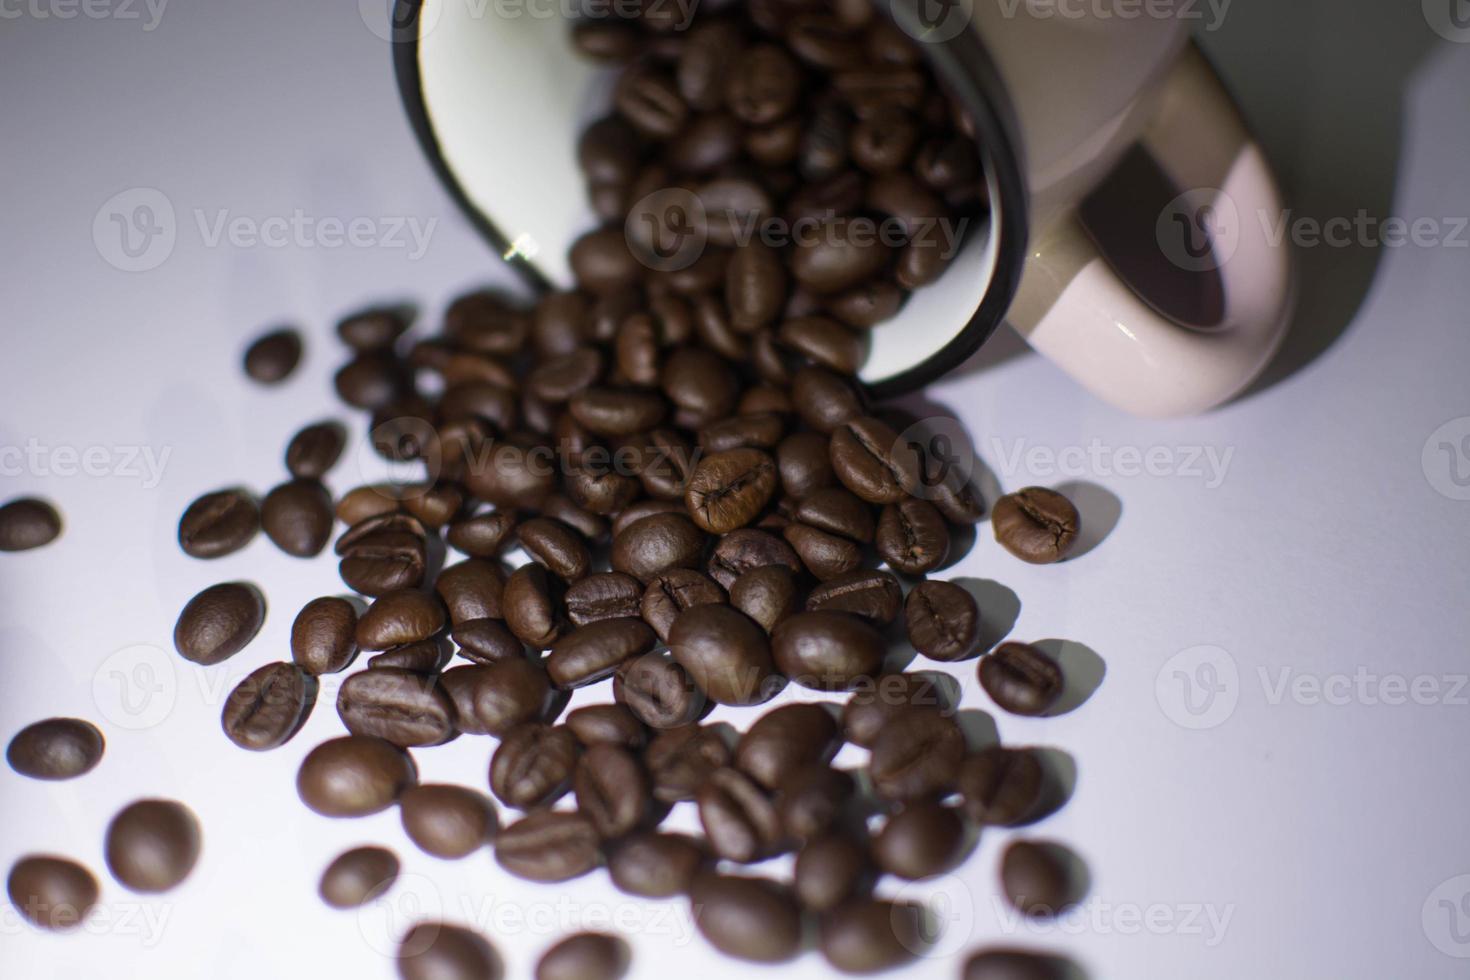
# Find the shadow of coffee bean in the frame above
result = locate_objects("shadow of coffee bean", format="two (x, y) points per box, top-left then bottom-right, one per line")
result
(1033, 639), (1105, 716)
(1025, 746), (1077, 826)
(908, 670), (963, 717)
(937, 520), (977, 572)
(950, 577), (1020, 655)
(1053, 481), (1121, 561)
(953, 708), (999, 752)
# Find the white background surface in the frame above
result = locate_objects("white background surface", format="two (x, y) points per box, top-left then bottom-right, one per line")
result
(2, 3), (1469, 979)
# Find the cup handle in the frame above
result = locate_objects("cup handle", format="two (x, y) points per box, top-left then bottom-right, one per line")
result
(1005, 45), (1295, 418)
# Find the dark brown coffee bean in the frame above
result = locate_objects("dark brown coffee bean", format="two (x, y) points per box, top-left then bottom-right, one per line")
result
(825, 279), (903, 327)
(640, 568), (725, 641)
(319, 846), (398, 908)
(435, 559), (506, 624)
(725, 241), (787, 332)
(645, 724), (730, 803)
(6, 718), (103, 781)
(453, 618), (525, 665)
(841, 673), (952, 748)
(670, 112), (743, 174)
(791, 218), (892, 294)
(447, 511), (517, 558)
(848, 106), (918, 174)
(444, 289), (529, 355)
(467, 658), (551, 736)
(729, 564), (800, 632)
(831, 417), (921, 504)
(771, 611), (884, 690)
(437, 380), (516, 429)
(490, 723), (580, 809)
(872, 800), (966, 880)
(792, 367), (865, 434)
(699, 413), (786, 453)
(745, 113), (802, 164)
(614, 652), (705, 730)
(174, 582), (265, 666)
(607, 831), (707, 897)
(905, 580), (979, 661)
(876, 497), (950, 575)
(868, 708), (965, 801)
(568, 387), (666, 436)
(104, 799), (201, 892)
(518, 517), (592, 583)
(698, 767), (786, 863)
(610, 512), (706, 583)
(528, 348), (604, 403)
(503, 564), (566, 649)
(7, 856), (97, 930)
(397, 922), (503, 980)
(536, 932), (630, 980)
(806, 569), (902, 625)
(494, 811), (601, 883)
(957, 746), (1045, 827)
(689, 872), (802, 963)
(701, 178), (773, 249)
(565, 703), (646, 750)
(547, 617), (657, 689)
(678, 18), (743, 110)
(611, 499), (684, 537)
(461, 432), (557, 510)
(243, 327), (301, 383)
(222, 661), (314, 751)
(783, 521), (863, 581)
(337, 305), (409, 351)
(337, 668), (455, 747)
(661, 347), (738, 426)
(776, 432), (836, 500)
(669, 604), (778, 705)
(928, 467), (987, 526)
(291, 596), (358, 674)
(615, 64), (687, 138)
(820, 898), (925, 972)
(778, 316), (868, 375)
(565, 572), (644, 626)
(574, 743), (650, 838)
(795, 833), (871, 912)
(261, 479), (334, 557)
(338, 524), (429, 597)
(334, 352), (407, 409)
(336, 483), (403, 527)
(777, 765), (856, 843)
(992, 487), (1080, 563)
(369, 639), (451, 673)
(356, 589), (446, 650)
(798, 101), (852, 180)
(399, 784), (497, 859)
(979, 642), (1064, 717)
(707, 527), (803, 589)
(401, 483), (464, 528)
(793, 486), (874, 541)
(1000, 840), (1082, 917)
(572, 19), (642, 63)
(439, 665), (490, 735)
(177, 489), (257, 558)
(284, 420), (347, 479)
(615, 313), (662, 387)
(726, 44), (800, 124)
(578, 116), (641, 185)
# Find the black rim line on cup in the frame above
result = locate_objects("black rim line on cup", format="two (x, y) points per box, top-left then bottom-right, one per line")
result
(389, 0), (1031, 399)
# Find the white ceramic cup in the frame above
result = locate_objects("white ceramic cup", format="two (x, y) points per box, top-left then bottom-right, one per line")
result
(391, 0), (1294, 417)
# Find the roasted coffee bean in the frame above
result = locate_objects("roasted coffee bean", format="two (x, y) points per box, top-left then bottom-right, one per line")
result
(529, 349), (604, 403)
(791, 218), (892, 294)
(336, 483), (403, 526)
(547, 617), (657, 689)
(6, 718), (103, 781)
(565, 572), (643, 626)
(1000, 840), (1081, 916)
(439, 665), (491, 735)
(261, 479), (334, 557)
(536, 932), (630, 980)
(467, 658), (551, 736)
(177, 489), (257, 558)
(518, 518), (592, 583)
(980, 642), (1064, 717)
(876, 497), (950, 575)
(848, 105), (919, 174)
(895, 233), (953, 288)
(793, 486), (874, 542)
(369, 639), (450, 673)
(174, 582), (265, 666)
(453, 618), (526, 664)
(784, 521), (862, 581)
(334, 352), (407, 409)
(726, 44), (800, 124)
(574, 743), (651, 838)
(611, 499), (684, 537)
(399, 784), (497, 859)
(825, 279), (903, 327)
(634, 428), (696, 501)
(778, 316), (868, 375)
(868, 172), (945, 237)
(541, 491), (611, 544)
(699, 413), (785, 454)
(678, 18), (743, 110)
(868, 707), (965, 801)
(243, 327), (301, 383)
(689, 872), (802, 963)
(669, 604), (778, 705)
(444, 289), (529, 354)
(905, 580), (979, 661)
(490, 723), (580, 809)
(338, 525), (429, 597)
(830, 417), (921, 504)
(745, 114), (802, 165)
(565, 461), (640, 518)
(578, 117), (641, 187)
(291, 596), (359, 674)
(771, 612), (884, 690)
(222, 662), (314, 751)
(699, 767), (786, 863)
(963, 950), (1076, 980)
(607, 831), (707, 897)
(927, 466), (987, 526)
(706, 528), (802, 590)
(725, 241), (786, 332)
(356, 589), (446, 650)
(566, 703), (646, 750)
(776, 432), (836, 500)
(661, 347), (738, 426)
(285, 421), (347, 479)
(820, 898), (925, 972)
(401, 483), (464, 528)
(495, 811), (601, 883)
(841, 672), (952, 748)
(437, 381), (516, 430)
(503, 564), (566, 649)
(104, 799), (201, 893)
(572, 19), (642, 63)
(337, 305), (409, 351)
(806, 569), (902, 625)
(7, 856), (97, 930)
(613, 653), (705, 730)
(397, 922), (503, 980)
(569, 229), (643, 295)
(461, 432), (557, 510)
(615, 64), (687, 138)
(791, 367), (865, 434)
(610, 512), (706, 583)
(992, 487), (1080, 564)
(645, 724), (730, 803)
(568, 387), (666, 436)
(640, 569), (725, 641)
(872, 800), (966, 880)
(729, 564), (800, 632)
(435, 559), (506, 624)
(447, 511), (518, 557)
(958, 746), (1046, 827)
(795, 832), (871, 912)
(319, 846), (399, 908)
(337, 668), (456, 747)
(615, 314), (661, 387)
(798, 101), (851, 179)
(735, 703), (841, 791)
(670, 112), (743, 174)
(777, 765), (856, 843)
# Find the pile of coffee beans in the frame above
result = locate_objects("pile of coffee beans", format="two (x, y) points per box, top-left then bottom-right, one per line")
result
(4, 2), (1098, 977)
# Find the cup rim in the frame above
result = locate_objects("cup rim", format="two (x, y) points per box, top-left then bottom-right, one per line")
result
(390, 0), (1030, 398)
